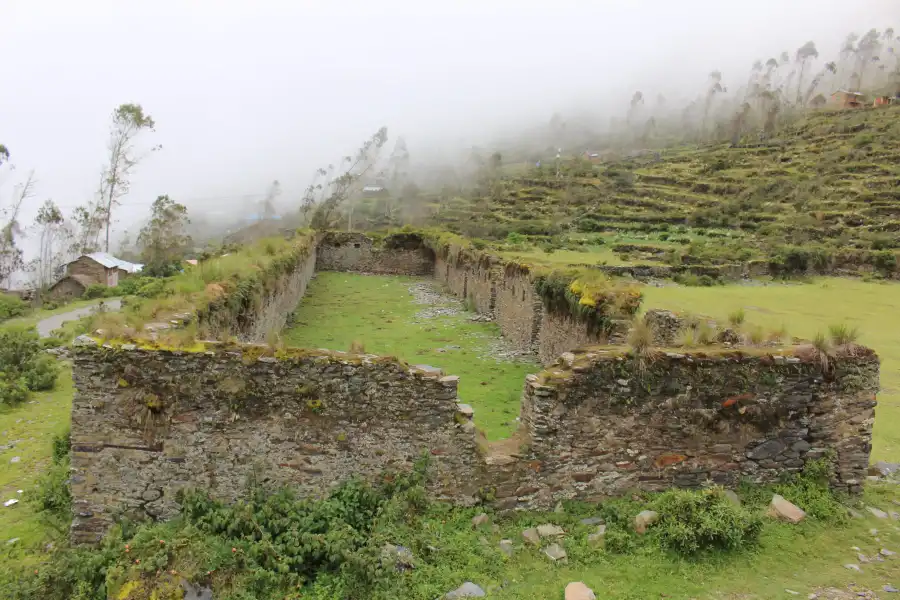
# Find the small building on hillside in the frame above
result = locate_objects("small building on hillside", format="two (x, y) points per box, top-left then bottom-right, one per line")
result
(830, 90), (866, 109)
(874, 95), (898, 107)
(47, 253), (143, 299)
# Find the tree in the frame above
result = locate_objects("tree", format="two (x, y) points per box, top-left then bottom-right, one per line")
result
(98, 103), (158, 252)
(795, 41), (819, 104)
(855, 29), (882, 90)
(137, 195), (191, 277)
(0, 145), (8, 167)
(308, 127), (388, 230)
(29, 199), (70, 290)
(0, 172), (34, 289)
(260, 180), (281, 220)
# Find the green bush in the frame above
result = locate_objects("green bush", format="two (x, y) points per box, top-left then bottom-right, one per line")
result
(0, 326), (59, 405)
(136, 278), (167, 298)
(650, 487), (763, 556)
(82, 284), (108, 299)
(871, 250), (897, 275)
(0, 293), (28, 321)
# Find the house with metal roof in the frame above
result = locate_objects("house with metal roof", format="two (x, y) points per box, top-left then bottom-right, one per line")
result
(47, 253), (143, 299)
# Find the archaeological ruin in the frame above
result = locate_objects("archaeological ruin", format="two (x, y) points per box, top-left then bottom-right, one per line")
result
(68, 231), (880, 543)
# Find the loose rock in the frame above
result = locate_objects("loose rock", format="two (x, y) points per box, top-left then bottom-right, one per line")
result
(544, 543), (567, 563)
(579, 517), (604, 526)
(844, 563), (861, 572)
(471, 513), (490, 528)
(522, 528), (540, 546)
(882, 548), (896, 556)
(564, 581), (596, 600)
(634, 510), (659, 534)
(866, 506), (889, 519)
(442, 581), (486, 598)
(767, 495), (806, 523)
(537, 524), (565, 538)
(499, 539), (514, 556)
(587, 525), (607, 545)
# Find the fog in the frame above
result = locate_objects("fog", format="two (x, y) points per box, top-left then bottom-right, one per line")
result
(1, 0), (897, 260)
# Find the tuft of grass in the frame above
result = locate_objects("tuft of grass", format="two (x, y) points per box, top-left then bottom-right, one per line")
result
(349, 339), (366, 354)
(728, 308), (746, 327)
(627, 318), (654, 355)
(695, 320), (717, 345)
(767, 324), (790, 344)
(675, 327), (697, 348)
(828, 323), (859, 346)
(812, 331), (831, 354)
(746, 324), (765, 346)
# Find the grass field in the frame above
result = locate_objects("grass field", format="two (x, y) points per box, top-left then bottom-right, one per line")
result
(0, 366), (72, 561)
(283, 272), (539, 440)
(2, 299), (101, 330)
(641, 277), (900, 462)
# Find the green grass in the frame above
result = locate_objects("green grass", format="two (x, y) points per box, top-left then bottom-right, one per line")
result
(497, 245), (659, 268)
(283, 272), (539, 440)
(641, 277), (900, 462)
(0, 365), (73, 560)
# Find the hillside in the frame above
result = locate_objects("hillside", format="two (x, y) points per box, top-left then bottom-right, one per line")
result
(430, 106), (900, 275)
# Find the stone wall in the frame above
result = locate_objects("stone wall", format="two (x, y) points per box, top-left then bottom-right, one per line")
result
(69, 341), (481, 544)
(496, 347), (879, 510)
(494, 268), (542, 354)
(243, 244), (317, 342)
(316, 232), (434, 275)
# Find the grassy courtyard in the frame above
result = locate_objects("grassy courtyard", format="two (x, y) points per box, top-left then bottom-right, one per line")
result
(283, 272), (540, 440)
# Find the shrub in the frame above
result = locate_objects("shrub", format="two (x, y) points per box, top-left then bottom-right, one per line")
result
(0, 326), (59, 405)
(28, 433), (71, 521)
(83, 284), (108, 299)
(650, 487), (763, 556)
(0, 293), (28, 321)
(746, 325), (765, 346)
(695, 320), (717, 345)
(728, 308), (745, 327)
(136, 278), (167, 298)
(828, 323), (859, 345)
(871, 250), (897, 275)
(627, 319), (653, 355)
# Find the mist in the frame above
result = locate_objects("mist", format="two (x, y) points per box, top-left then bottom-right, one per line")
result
(1, 0), (897, 270)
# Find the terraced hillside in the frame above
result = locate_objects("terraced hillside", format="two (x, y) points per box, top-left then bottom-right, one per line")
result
(435, 106), (900, 275)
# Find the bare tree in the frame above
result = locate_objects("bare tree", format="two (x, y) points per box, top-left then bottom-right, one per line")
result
(308, 127), (388, 230)
(795, 41), (819, 104)
(29, 199), (70, 290)
(98, 103), (158, 252)
(0, 172), (35, 288)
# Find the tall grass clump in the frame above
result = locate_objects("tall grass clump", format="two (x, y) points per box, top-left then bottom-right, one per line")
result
(627, 318), (653, 356)
(828, 323), (859, 346)
(727, 308), (745, 327)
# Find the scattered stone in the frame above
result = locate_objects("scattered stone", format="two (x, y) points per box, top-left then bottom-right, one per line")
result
(181, 579), (214, 600)
(6, 537), (19, 545)
(858, 553), (870, 563)
(554, 501), (565, 514)
(866, 506), (889, 519)
(767, 495), (806, 523)
(587, 525), (607, 545)
(522, 528), (540, 546)
(9, 456), (20, 464)
(442, 581), (486, 599)
(870, 528), (879, 536)
(785, 590), (799, 596)
(885, 585), (899, 593)
(634, 510), (659, 534)
(882, 548), (896, 556)
(543, 543), (567, 563)
(564, 581), (596, 600)
(499, 539), (514, 556)
(381, 543), (414, 572)
(844, 563), (861, 572)
(537, 524), (565, 538)
(3, 499), (18, 507)
(847, 508), (864, 519)
(869, 462), (900, 478)
(579, 517), (604, 526)
(723, 489), (741, 506)
(471, 513), (490, 528)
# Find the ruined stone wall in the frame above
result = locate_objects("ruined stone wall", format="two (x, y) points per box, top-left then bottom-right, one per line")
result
(69, 341), (481, 544)
(316, 232), (434, 275)
(243, 244), (317, 342)
(499, 348), (879, 510)
(537, 309), (604, 365)
(494, 269), (542, 353)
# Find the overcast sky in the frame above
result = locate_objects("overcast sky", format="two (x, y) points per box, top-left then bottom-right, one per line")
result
(1, 0), (896, 234)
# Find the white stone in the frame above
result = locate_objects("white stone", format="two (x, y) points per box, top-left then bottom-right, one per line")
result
(564, 582), (596, 600)
(544, 543), (567, 563)
(634, 510), (659, 534)
(867, 506), (889, 519)
(767, 495), (806, 523)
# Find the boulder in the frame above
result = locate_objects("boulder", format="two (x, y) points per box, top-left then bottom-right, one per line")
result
(499, 539), (514, 556)
(537, 524), (565, 538)
(866, 506), (889, 519)
(565, 582), (596, 600)
(522, 528), (540, 546)
(767, 495), (805, 523)
(587, 524), (607, 545)
(634, 510), (659, 534)
(544, 543), (567, 563)
(471, 513), (490, 528)
(869, 462), (900, 478)
(442, 582), (486, 599)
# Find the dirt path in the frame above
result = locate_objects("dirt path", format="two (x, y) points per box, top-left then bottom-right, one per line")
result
(36, 298), (121, 337)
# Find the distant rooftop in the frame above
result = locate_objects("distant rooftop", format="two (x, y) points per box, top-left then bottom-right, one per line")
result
(80, 252), (143, 273)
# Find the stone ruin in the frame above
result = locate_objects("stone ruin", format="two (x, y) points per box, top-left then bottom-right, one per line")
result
(68, 232), (880, 543)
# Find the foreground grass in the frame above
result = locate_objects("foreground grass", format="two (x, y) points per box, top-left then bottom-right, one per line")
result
(0, 367), (73, 559)
(642, 277), (900, 462)
(284, 272), (539, 440)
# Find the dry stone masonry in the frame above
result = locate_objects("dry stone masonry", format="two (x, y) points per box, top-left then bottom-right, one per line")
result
(68, 230), (881, 542)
